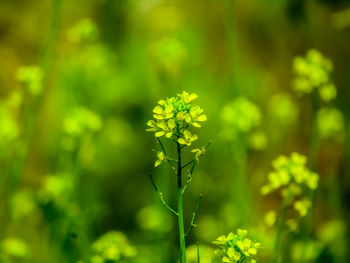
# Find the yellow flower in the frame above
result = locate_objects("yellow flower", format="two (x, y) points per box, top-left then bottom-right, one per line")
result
(17, 65), (43, 96)
(146, 120), (157, 132)
(237, 229), (248, 238)
(213, 232), (234, 245)
(178, 130), (198, 146)
(155, 119), (176, 138)
(222, 247), (241, 262)
(191, 147), (206, 162)
(190, 105), (207, 127)
(176, 111), (191, 123)
(153, 104), (174, 120)
(154, 151), (166, 167)
(237, 239), (258, 256)
(294, 198), (311, 217)
(178, 91), (198, 103)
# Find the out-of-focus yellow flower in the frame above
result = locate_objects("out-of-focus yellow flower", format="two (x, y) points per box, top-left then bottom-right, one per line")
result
(17, 65), (43, 96)
(261, 153), (319, 225)
(150, 37), (187, 76)
(316, 107), (345, 140)
(268, 93), (298, 126)
(1, 238), (28, 258)
(221, 97), (261, 134)
(292, 49), (336, 102)
(91, 231), (136, 262)
(67, 18), (98, 43)
(63, 107), (102, 137)
(264, 210), (277, 226)
(294, 198), (311, 217)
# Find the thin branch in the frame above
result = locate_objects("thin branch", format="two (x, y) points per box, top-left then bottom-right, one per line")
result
(182, 173), (192, 194)
(182, 159), (195, 169)
(149, 174), (178, 216)
(156, 137), (177, 173)
(196, 242), (200, 263)
(185, 194), (203, 238)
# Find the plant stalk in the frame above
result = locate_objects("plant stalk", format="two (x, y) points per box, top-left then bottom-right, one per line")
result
(177, 142), (186, 263)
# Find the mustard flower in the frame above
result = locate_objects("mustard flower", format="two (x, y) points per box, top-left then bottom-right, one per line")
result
(91, 231), (136, 262)
(67, 18), (98, 43)
(63, 107), (102, 137)
(261, 152), (319, 223)
(146, 91), (206, 145)
(191, 147), (206, 162)
(154, 151), (166, 167)
(146, 91), (209, 263)
(178, 130), (198, 146)
(213, 229), (261, 263)
(292, 49), (336, 102)
(17, 65), (43, 96)
(316, 107), (345, 140)
(1, 238), (28, 259)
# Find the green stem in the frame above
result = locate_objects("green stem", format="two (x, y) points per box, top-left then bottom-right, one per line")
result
(272, 201), (287, 263)
(177, 142), (186, 263)
(178, 187), (186, 263)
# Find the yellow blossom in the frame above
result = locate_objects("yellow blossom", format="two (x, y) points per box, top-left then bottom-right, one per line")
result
(178, 130), (198, 146)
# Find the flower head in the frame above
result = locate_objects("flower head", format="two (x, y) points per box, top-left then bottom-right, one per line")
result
(292, 49), (336, 102)
(146, 91), (206, 144)
(178, 130), (198, 146)
(17, 65), (43, 96)
(261, 153), (319, 225)
(213, 229), (261, 263)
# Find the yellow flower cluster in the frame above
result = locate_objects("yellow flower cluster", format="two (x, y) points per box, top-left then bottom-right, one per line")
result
(146, 91), (207, 145)
(292, 49), (336, 102)
(213, 229), (261, 263)
(220, 97), (266, 150)
(91, 231), (137, 263)
(261, 153), (319, 218)
(63, 107), (102, 137)
(316, 107), (345, 140)
(17, 65), (43, 96)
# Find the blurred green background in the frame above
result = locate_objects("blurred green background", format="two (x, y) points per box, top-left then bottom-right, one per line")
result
(0, 0), (350, 262)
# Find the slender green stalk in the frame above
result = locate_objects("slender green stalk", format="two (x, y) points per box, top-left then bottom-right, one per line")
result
(177, 142), (186, 263)
(272, 202), (287, 263)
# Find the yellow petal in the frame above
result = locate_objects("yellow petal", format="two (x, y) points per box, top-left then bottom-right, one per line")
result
(237, 240), (244, 251)
(155, 131), (165, 137)
(237, 229), (248, 237)
(184, 130), (191, 139)
(222, 257), (231, 263)
(178, 138), (186, 145)
(167, 119), (176, 129)
(197, 114), (207, 122)
(153, 106), (163, 114)
(190, 134), (198, 142)
(158, 100), (166, 105)
(244, 238), (252, 248)
(184, 114), (191, 123)
(248, 247), (257, 255)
